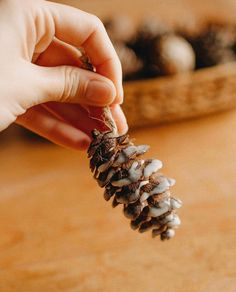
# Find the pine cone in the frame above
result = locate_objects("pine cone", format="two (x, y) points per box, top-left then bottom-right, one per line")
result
(146, 34), (195, 76)
(187, 22), (236, 68)
(128, 17), (171, 66)
(88, 129), (182, 241)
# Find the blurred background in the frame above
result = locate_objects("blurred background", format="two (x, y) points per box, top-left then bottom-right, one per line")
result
(1, 0), (236, 141)
(0, 1), (236, 291)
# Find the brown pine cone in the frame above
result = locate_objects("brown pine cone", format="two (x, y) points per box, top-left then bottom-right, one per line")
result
(128, 17), (171, 65)
(186, 22), (236, 68)
(147, 34), (196, 76)
(88, 129), (182, 241)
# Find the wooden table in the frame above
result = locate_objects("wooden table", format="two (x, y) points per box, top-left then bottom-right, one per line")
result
(0, 109), (236, 291)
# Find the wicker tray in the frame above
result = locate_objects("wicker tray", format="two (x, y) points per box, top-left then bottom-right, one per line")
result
(123, 62), (236, 128)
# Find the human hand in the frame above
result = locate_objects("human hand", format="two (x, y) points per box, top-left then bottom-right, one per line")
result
(0, 0), (128, 150)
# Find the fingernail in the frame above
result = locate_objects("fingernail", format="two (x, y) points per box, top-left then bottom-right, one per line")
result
(85, 80), (116, 105)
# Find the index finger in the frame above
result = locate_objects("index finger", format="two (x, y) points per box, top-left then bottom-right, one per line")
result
(46, 1), (123, 103)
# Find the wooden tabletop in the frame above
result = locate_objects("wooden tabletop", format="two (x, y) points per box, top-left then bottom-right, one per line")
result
(0, 109), (236, 291)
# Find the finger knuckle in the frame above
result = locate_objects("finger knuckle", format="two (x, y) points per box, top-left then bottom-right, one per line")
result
(0, 108), (17, 131)
(90, 14), (104, 31)
(60, 66), (80, 102)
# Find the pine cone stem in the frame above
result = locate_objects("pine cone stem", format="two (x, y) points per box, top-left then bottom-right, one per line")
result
(78, 50), (118, 136)
(102, 106), (118, 136)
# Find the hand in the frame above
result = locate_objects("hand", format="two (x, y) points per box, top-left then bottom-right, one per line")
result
(0, 0), (128, 150)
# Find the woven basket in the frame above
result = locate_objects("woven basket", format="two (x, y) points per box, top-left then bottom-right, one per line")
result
(123, 62), (236, 128)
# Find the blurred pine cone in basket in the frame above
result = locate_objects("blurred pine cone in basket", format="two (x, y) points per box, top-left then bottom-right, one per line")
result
(184, 21), (236, 68)
(101, 15), (236, 128)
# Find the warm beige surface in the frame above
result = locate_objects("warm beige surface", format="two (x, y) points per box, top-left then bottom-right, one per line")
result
(0, 109), (236, 291)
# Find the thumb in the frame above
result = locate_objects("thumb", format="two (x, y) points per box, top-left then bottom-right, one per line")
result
(30, 64), (117, 106)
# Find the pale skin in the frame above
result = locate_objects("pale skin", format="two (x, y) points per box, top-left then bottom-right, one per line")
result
(0, 0), (128, 150)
